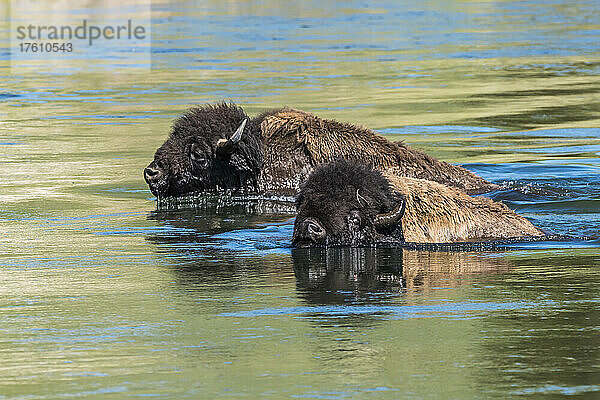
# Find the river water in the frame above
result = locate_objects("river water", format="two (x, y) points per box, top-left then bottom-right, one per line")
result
(1, 1), (599, 398)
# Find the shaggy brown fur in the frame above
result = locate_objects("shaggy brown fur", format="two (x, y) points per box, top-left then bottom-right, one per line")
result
(260, 108), (497, 195)
(145, 103), (497, 199)
(293, 160), (543, 247)
(384, 173), (544, 243)
(144, 103), (262, 198)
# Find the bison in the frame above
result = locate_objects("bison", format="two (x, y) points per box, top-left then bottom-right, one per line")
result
(293, 160), (544, 247)
(144, 103), (497, 199)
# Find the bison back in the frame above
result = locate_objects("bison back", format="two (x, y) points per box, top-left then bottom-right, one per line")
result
(260, 108), (497, 194)
(385, 174), (544, 243)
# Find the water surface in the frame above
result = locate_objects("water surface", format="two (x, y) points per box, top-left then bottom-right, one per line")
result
(1, 1), (599, 398)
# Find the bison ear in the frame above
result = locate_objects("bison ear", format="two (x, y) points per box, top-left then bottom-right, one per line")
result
(374, 198), (406, 231)
(216, 118), (248, 156)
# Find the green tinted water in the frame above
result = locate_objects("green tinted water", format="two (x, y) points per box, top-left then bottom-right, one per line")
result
(1, 1), (599, 398)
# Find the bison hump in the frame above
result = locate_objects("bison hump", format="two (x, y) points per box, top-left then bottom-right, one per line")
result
(260, 108), (398, 166)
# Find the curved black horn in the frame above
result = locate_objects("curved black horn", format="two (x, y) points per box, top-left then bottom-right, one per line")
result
(216, 118), (247, 155)
(374, 198), (406, 230)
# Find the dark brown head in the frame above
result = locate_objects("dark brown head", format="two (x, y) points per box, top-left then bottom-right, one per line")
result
(293, 160), (406, 247)
(144, 103), (262, 198)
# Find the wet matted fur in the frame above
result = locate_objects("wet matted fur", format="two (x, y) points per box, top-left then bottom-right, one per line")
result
(145, 103), (497, 198)
(293, 160), (544, 246)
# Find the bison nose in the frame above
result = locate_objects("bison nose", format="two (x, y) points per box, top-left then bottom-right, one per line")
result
(144, 166), (163, 183)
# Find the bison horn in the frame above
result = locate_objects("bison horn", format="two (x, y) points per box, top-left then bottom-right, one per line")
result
(374, 198), (406, 230)
(356, 189), (367, 207)
(216, 118), (248, 155)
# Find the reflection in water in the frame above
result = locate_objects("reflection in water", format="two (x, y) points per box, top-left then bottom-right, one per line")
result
(401, 250), (511, 291)
(292, 248), (403, 305)
(146, 211), (515, 326)
(146, 197), (293, 245)
(144, 200), (295, 301)
(290, 246), (514, 341)
(291, 248), (403, 332)
(292, 247), (512, 307)
(147, 206), (515, 303)
(289, 247), (517, 393)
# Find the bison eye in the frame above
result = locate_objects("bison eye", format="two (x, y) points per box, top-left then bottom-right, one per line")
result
(190, 144), (209, 168)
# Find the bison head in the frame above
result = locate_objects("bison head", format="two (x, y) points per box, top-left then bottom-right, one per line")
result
(293, 160), (406, 247)
(144, 103), (262, 198)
